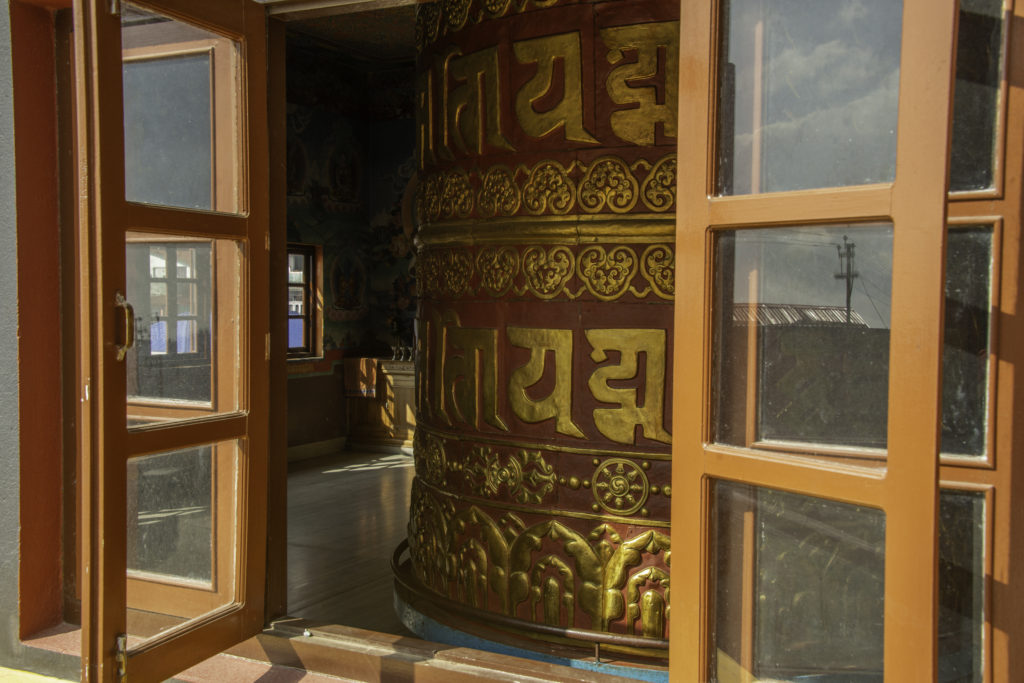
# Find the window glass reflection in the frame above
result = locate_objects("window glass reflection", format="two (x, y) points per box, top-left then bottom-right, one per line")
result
(938, 489), (985, 682)
(950, 0), (1004, 192)
(713, 225), (892, 454)
(717, 0), (902, 194)
(712, 480), (886, 681)
(942, 227), (993, 456)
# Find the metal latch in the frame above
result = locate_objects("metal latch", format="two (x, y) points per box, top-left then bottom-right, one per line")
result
(115, 633), (127, 682)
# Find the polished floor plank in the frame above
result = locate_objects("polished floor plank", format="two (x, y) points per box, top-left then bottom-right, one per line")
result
(287, 451), (415, 635)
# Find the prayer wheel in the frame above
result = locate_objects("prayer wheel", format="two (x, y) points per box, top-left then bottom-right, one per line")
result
(400, 0), (678, 656)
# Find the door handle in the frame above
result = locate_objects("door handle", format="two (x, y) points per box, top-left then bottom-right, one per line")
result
(115, 291), (135, 362)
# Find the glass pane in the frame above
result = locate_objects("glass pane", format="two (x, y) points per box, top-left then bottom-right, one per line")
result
(288, 286), (305, 315)
(288, 318), (305, 349)
(288, 252), (306, 283)
(176, 281), (197, 316)
(712, 225), (893, 457)
(716, 0), (902, 194)
(126, 441), (238, 642)
(121, 3), (240, 213)
(942, 226), (993, 456)
(711, 481), (885, 682)
(938, 489), (985, 682)
(125, 233), (243, 426)
(950, 0), (1004, 193)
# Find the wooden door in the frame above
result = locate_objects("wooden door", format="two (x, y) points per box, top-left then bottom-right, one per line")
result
(74, 1), (269, 681)
(672, 0), (961, 680)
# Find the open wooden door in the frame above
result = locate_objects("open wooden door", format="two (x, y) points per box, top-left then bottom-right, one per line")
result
(672, 0), (961, 681)
(74, 1), (269, 681)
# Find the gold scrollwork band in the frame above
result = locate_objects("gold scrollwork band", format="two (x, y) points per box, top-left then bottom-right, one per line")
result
(417, 154), (677, 223)
(418, 243), (675, 301)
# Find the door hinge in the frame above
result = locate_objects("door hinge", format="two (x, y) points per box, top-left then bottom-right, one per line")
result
(109, 0), (121, 17)
(265, 232), (271, 252)
(266, 332), (271, 361)
(115, 633), (127, 683)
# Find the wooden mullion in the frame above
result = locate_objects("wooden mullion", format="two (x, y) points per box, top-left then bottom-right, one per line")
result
(703, 446), (886, 510)
(707, 184), (893, 228)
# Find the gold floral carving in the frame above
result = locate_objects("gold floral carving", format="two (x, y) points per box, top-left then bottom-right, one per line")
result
(420, 244), (674, 301)
(522, 161), (575, 215)
(418, 0), (571, 49)
(641, 154), (676, 212)
(578, 156), (638, 214)
(482, 0), (512, 17)
(592, 458), (649, 515)
(476, 246), (519, 296)
(463, 447), (557, 504)
(419, 170), (474, 222)
(521, 246), (575, 299)
(577, 246), (637, 300)
(415, 3), (442, 53)
(417, 153), (677, 222)
(477, 166), (521, 217)
(640, 244), (674, 299)
(414, 430), (450, 487)
(440, 249), (474, 297)
(443, 0), (472, 31)
(407, 479), (671, 638)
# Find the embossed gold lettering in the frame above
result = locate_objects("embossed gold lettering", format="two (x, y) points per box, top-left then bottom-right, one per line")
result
(513, 32), (597, 144)
(444, 323), (509, 431)
(587, 328), (671, 444)
(444, 46), (514, 156)
(416, 68), (436, 169)
(601, 22), (679, 145)
(508, 327), (584, 438)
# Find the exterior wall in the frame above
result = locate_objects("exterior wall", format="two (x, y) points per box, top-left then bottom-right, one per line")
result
(406, 0), (677, 646)
(1, 4), (77, 678)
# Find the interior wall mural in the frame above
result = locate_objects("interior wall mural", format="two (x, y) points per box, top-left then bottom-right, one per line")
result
(286, 37), (417, 358)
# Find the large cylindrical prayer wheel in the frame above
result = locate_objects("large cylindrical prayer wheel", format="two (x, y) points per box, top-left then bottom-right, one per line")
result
(401, 0), (677, 656)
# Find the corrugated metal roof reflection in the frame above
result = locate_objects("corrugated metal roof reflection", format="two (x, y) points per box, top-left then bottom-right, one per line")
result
(731, 303), (869, 327)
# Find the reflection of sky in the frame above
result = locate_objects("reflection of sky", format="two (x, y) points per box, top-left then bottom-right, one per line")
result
(724, 0), (903, 193)
(731, 225), (893, 329)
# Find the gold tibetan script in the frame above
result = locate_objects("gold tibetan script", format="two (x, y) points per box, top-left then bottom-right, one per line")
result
(587, 328), (671, 444)
(443, 45), (514, 157)
(513, 32), (598, 143)
(602, 21), (679, 145)
(507, 327), (585, 437)
(444, 323), (508, 431)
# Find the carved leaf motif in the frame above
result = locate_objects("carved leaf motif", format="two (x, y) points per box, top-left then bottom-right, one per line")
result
(522, 161), (575, 215)
(641, 155), (677, 212)
(407, 482), (671, 636)
(578, 157), (638, 214)
(476, 247), (520, 296)
(640, 244), (675, 298)
(522, 246), (574, 298)
(578, 246), (638, 300)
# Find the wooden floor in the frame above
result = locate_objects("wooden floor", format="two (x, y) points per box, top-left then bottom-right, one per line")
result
(286, 450), (415, 636)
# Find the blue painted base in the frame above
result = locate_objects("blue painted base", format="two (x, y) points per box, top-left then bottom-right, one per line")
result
(393, 592), (669, 683)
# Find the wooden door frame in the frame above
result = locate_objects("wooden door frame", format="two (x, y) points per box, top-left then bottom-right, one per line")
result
(74, 1), (270, 681)
(672, 0), (960, 680)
